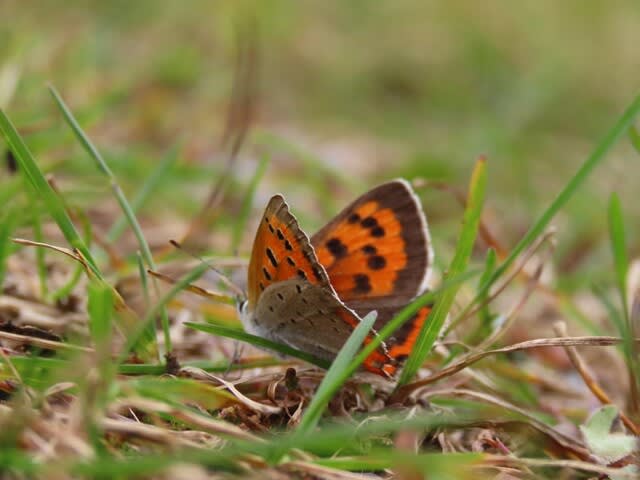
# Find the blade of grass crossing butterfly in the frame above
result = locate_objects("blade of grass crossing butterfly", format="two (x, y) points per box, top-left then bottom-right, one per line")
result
(398, 158), (487, 386)
(346, 269), (480, 384)
(270, 310), (378, 462)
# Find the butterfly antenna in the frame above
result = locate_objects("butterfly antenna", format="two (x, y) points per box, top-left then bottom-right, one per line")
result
(169, 239), (245, 298)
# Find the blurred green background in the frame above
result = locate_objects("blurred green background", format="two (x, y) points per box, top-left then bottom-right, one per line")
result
(1, 0), (639, 289)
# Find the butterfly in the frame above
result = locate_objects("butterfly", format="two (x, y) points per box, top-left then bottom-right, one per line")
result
(237, 179), (434, 377)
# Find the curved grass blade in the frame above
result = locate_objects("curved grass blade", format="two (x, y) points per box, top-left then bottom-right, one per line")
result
(267, 311), (378, 462)
(607, 193), (640, 413)
(608, 193), (630, 321)
(398, 157), (487, 385)
(294, 311), (378, 433)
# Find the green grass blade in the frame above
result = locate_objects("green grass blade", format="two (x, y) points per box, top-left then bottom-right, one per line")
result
(107, 144), (180, 242)
(477, 246), (497, 323)
(268, 311), (379, 462)
(49, 85), (165, 360)
(315, 451), (482, 476)
(608, 193), (629, 321)
(32, 206), (47, 298)
(51, 263), (84, 301)
(117, 358), (283, 375)
(0, 208), (18, 287)
(85, 280), (116, 451)
(0, 109), (102, 277)
(349, 269), (479, 378)
(296, 311), (378, 432)
(480, 93), (640, 298)
(22, 188), (48, 298)
(185, 322), (331, 369)
(629, 125), (640, 153)
(398, 158), (487, 385)
(231, 153), (269, 251)
(606, 194), (640, 412)
(136, 251), (151, 309)
(87, 280), (114, 354)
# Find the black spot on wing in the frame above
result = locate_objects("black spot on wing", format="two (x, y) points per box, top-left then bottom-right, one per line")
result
(361, 216), (378, 228)
(326, 237), (348, 259)
(367, 255), (386, 270)
(371, 226), (385, 237)
(284, 239), (293, 251)
(262, 267), (272, 280)
(286, 256), (295, 266)
(362, 244), (377, 255)
(353, 274), (372, 294)
(348, 213), (361, 224)
(266, 248), (278, 267)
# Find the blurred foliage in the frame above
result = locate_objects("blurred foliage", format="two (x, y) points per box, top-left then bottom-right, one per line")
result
(1, 0), (639, 290)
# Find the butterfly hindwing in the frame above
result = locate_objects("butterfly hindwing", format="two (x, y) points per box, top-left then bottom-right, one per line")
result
(253, 279), (390, 373)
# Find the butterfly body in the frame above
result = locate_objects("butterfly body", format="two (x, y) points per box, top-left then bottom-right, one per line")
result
(240, 179), (433, 376)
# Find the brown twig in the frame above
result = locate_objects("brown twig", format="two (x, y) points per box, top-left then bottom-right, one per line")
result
(393, 336), (640, 401)
(108, 397), (263, 443)
(484, 454), (638, 478)
(553, 321), (640, 435)
(0, 330), (92, 353)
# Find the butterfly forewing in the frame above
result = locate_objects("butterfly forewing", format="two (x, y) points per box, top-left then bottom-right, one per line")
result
(247, 195), (332, 309)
